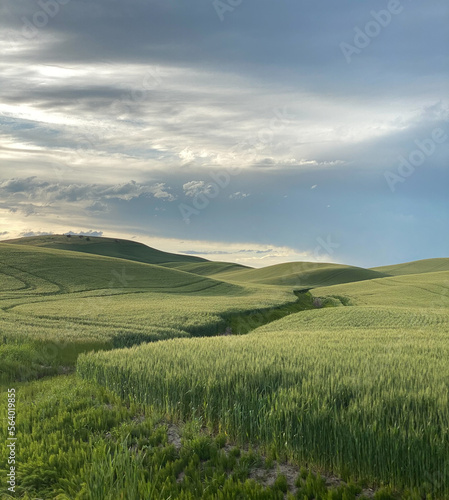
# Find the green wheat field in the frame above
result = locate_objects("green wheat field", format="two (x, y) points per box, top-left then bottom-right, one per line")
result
(1, 235), (448, 499)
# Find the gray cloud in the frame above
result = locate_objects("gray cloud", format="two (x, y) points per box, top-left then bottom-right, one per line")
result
(66, 230), (104, 237)
(19, 231), (54, 237)
(0, 178), (176, 204)
(182, 249), (273, 256)
(0, 0), (447, 266)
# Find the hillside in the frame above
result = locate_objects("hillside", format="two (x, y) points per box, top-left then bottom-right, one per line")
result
(162, 261), (251, 275)
(210, 261), (390, 288)
(2, 236), (449, 499)
(2, 234), (207, 266)
(2, 236), (393, 291)
(371, 258), (449, 276)
(0, 243), (239, 295)
(312, 269), (449, 309)
(0, 242), (295, 366)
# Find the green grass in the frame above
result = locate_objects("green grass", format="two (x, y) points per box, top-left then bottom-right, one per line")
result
(78, 321), (449, 498)
(212, 261), (390, 288)
(0, 243), (237, 295)
(75, 259), (449, 498)
(312, 270), (449, 309)
(2, 234), (207, 265)
(2, 236), (449, 498)
(0, 375), (373, 500)
(162, 261), (251, 276)
(0, 242), (297, 381)
(371, 258), (449, 276)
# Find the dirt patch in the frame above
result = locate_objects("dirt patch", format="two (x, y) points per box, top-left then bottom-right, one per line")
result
(167, 424), (182, 451)
(249, 463), (298, 494)
(359, 488), (375, 498)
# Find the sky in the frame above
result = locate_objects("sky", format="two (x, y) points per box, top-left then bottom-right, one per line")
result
(0, 0), (448, 268)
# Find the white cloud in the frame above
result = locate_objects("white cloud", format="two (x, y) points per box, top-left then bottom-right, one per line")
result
(148, 183), (176, 201)
(183, 180), (213, 198)
(0, 177), (177, 208)
(19, 231), (54, 237)
(229, 192), (250, 200)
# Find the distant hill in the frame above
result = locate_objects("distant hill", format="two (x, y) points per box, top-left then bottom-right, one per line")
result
(0, 243), (241, 295)
(371, 258), (449, 276)
(3, 235), (445, 291)
(162, 261), (251, 276)
(208, 261), (390, 288)
(2, 234), (207, 266)
(310, 270), (449, 309)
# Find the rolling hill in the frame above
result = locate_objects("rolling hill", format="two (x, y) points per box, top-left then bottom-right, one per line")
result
(208, 261), (390, 288)
(0, 243), (238, 295)
(2, 235), (449, 499)
(2, 234), (207, 266)
(371, 258), (449, 276)
(162, 261), (251, 276)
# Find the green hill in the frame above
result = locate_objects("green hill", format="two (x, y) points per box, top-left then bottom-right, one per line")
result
(2, 234), (207, 266)
(212, 261), (390, 288)
(0, 243), (238, 295)
(371, 258), (449, 276)
(2, 235), (449, 499)
(312, 269), (449, 309)
(162, 261), (251, 276)
(0, 242), (295, 365)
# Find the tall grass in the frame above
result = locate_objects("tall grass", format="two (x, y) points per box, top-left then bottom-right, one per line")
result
(2, 375), (361, 499)
(78, 323), (449, 497)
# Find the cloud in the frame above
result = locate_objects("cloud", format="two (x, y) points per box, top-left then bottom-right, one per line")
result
(229, 192), (250, 200)
(148, 183), (176, 201)
(182, 249), (273, 256)
(0, 1), (447, 267)
(0, 177), (47, 194)
(65, 230), (104, 237)
(183, 181), (214, 198)
(0, 177), (177, 211)
(19, 231), (54, 237)
(85, 201), (109, 213)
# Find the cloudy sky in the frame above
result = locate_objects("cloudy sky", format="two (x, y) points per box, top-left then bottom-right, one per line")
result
(0, 0), (448, 267)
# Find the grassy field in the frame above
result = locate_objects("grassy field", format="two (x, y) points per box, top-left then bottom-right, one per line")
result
(0, 375), (374, 500)
(200, 261), (390, 288)
(0, 240), (297, 381)
(371, 258), (449, 276)
(78, 322), (449, 497)
(4, 234), (207, 265)
(1, 236), (448, 498)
